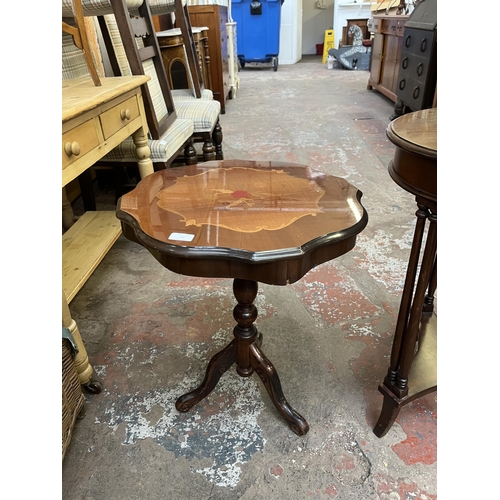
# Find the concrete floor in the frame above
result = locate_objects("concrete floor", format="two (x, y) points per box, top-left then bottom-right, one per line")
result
(62, 56), (437, 499)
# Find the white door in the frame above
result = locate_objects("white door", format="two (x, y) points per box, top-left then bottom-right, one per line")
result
(279, 0), (302, 64)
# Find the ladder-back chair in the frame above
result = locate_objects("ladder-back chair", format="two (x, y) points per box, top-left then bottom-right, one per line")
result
(99, 0), (223, 161)
(62, 1), (197, 200)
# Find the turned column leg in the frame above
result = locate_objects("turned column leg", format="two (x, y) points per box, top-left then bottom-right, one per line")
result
(423, 256), (437, 314)
(202, 136), (216, 162)
(184, 139), (198, 166)
(203, 39), (212, 89)
(394, 210), (437, 396)
(383, 205), (429, 388)
(233, 279), (259, 376)
(212, 121), (223, 160)
(132, 126), (154, 179)
(62, 291), (103, 394)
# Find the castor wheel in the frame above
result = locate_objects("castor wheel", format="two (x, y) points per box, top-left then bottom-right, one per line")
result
(273, 57), (278, 72)
(82, 378), (103, 394)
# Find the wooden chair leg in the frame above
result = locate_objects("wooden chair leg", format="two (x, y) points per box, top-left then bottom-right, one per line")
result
(202, 135), (216, 162)
(212, 121), (223, 160)
(184, 140), (198, 165)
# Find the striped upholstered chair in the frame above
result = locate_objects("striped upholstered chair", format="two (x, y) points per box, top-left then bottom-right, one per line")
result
(130, 0), (224, 160)
(101, 8), (222, 162)
(62, 2), (197, 179)
(102, 0), (213, 102)
(62, 0), (223, 163)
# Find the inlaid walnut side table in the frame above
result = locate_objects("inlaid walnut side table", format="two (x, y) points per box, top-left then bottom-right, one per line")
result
(116, 160), (368, 435)
(373, 108), (437, 438)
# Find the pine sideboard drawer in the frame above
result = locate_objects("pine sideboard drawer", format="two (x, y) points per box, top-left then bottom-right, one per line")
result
(99, 95), (140, 140)
(62, 119), (100, 170)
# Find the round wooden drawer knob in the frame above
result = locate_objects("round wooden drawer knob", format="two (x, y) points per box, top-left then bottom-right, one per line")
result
(120, 109), (131, 120)
(64, 141), (81, 157)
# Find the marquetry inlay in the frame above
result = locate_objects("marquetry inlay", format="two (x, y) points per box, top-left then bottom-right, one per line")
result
(155, 167), (325, 233)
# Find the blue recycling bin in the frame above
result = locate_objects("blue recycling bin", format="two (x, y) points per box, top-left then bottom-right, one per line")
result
(232, 0), (284, 71)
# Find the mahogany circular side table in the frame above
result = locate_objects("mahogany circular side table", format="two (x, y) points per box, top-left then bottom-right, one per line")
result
(116, 160), (368, 435)
(373, 108), (437, 438)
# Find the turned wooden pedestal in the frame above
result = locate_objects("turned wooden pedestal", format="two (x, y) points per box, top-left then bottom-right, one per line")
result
(373, 108), (437, 438)
(117, 160), (368, 435)
(175, 277), (309, 435)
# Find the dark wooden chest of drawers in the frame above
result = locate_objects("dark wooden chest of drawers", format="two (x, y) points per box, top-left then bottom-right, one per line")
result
(393, 0), (437, 116)
(396, 27), (436, 112)
(188, 4), (231, 113)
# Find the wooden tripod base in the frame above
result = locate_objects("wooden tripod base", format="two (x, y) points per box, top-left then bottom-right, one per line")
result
(175, 278), (309, 436)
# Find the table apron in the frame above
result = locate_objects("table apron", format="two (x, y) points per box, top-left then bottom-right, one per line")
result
(139, 235), (360, 286)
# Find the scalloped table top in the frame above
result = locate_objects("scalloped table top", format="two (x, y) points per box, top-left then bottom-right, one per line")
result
(117, 160), (368, 285)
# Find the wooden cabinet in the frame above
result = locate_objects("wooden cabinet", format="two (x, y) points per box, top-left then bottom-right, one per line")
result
(396, 27), (436, 113)
(157, 29), (193, 90)
(367, 15), (407, 103)
(188, 4), (230, 113)
(380, 33), (403, 96)
(394, 0), (437, 116)
(157, 27), (212, 92)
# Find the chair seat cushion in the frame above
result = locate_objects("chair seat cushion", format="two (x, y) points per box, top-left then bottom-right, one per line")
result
(174, 100), (220, 133)
(101, 118), (194, 163)
(171, 89), (214, 101)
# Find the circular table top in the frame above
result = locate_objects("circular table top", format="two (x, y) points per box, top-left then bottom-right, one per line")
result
(386, 109), (437, 202)
(387, 108), (437, 159)
(117, 160), (368, 285)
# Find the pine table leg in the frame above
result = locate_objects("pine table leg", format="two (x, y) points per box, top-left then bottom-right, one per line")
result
(62, 291), (103, 394)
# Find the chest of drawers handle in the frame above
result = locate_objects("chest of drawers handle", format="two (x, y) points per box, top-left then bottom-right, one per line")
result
(64, 141), (81, 157)
(120, 108), (131, 121)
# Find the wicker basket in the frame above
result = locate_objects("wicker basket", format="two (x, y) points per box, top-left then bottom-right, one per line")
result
(62, 338), (85, 460)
